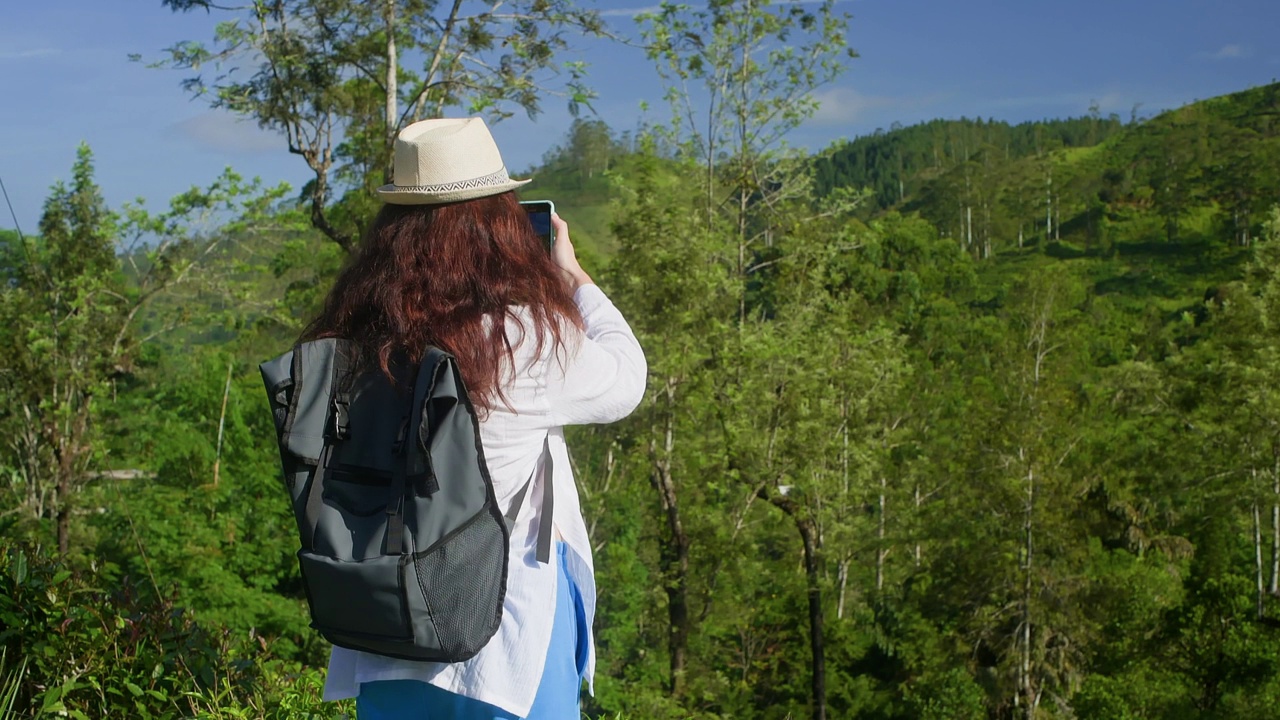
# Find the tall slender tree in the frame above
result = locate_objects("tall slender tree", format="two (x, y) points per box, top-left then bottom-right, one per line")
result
(154, 0), (605, 251)
(0, 149), (294, 553)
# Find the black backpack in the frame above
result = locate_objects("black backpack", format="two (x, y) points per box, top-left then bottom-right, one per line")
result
(259, 339), (551, 662)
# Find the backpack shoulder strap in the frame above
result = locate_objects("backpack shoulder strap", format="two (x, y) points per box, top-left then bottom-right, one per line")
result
(385, 348), (440, 555)
(504, 435), (554, 564)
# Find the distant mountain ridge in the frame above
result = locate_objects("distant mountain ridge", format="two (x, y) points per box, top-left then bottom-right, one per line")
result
(834, 82), (1280, 258)
(812, 114), (1128, 210)
(519, 82), (1280, 264)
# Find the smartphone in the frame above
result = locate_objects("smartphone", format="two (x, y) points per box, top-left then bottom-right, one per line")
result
(519, 200), (555, 252)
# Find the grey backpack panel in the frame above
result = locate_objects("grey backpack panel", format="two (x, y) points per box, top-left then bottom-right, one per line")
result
(261, 339), (511, 662)
(283, 339), (345, 463)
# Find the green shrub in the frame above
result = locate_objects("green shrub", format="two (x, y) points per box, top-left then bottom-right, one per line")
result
(0, 542), (353, 719)
(0, 542), (255, 718)
(183, 663), (353, 719)
(0, 647), (26, 719)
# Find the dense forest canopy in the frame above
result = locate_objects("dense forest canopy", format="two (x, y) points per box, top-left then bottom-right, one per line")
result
(2, 1), (1280, 717)
(811, 114), (1128, 210)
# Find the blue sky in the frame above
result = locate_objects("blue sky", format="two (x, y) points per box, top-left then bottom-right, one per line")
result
(1, 0), (1277, 233)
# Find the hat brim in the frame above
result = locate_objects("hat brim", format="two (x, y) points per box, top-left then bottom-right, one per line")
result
(376, 178), (531, 205)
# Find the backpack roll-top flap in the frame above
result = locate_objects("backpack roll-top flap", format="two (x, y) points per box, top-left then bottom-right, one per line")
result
(322, 363), (417, 520)
(330, 366), (416, 479)
(277, 338), (347, 465)
(260, 350), (294, 436)
(261, 350), (301, 497)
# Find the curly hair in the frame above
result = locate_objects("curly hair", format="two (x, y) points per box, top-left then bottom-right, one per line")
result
(301, 191), (582, 412)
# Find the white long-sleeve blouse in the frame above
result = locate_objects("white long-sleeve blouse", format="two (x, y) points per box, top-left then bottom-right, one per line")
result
(322, 283), (647, 716)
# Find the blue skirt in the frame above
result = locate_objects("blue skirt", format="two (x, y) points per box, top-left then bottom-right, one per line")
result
(356, 543), (588, 720)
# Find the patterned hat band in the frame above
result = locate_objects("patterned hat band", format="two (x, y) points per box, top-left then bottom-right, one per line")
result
(390, 168), (513, 193)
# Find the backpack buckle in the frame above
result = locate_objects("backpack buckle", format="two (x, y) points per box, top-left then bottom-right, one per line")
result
(391, 417), (409, 455)
(331, 394), (350, 440)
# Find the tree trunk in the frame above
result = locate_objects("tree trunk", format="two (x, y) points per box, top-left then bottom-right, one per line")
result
(1054, 193), (1061, 242)
(1019, 296), (1053, 718)
(983, 200), (992, 259)
(651, 378), (691, 697)
(212, 361), (233, 488)
(837, 402), (852, 617)
(384, 0), (399, 182)
(765, 489), (826, 720)
(966, 204), (973, 253)
(1254, 500), (1265, 620)
(1021, 459), (1035, 720)
(56, 472), (71, 554)
(801, 518), (827, 720)
(836, 556), (850, 620)
(307, 161), (354, 253)
(738, 185), (748, 323)
(1045, 171), (1053, 243)
(735, 0), (750, 324)
(54, 401), (93, 555)
(914, 483), (923, 567)
(875, 475), (887, 592)
(1271, 468), (1278, 596)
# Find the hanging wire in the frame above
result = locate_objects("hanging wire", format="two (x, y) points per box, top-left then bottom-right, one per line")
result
(0, 174), (25, 243)
(0, 174), (40, 278)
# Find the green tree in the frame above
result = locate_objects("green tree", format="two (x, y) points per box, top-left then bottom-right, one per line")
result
(155, 0), (605, 252)
(638, 0), (855, 319)
(0, 146), (123, 554)
(730, 264), (909, 720)
(0, 149), (295, 554)
(606, 151), (735, 702)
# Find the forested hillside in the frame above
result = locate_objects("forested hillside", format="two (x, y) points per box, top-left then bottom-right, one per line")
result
(3, 0), (1280, 717)
(811, 114), (1127, 210)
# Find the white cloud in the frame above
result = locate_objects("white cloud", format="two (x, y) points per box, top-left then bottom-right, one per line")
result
(600, 0), (852, 19)
(172, 111), (286, 154)
(1200, 44), (1250, 61)
(987, 91), (1128, 113)
(810, 87), (892, 124)
(599, 4), (661, 17)
(809, 87), (944, 127)
(0, 48), (59, 60)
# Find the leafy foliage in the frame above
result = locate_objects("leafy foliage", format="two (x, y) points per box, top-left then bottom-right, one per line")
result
(6, 16), (1280, 716)
(153, 0), (608, 252)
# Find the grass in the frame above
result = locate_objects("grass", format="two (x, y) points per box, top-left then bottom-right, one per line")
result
(0, 648), (26, 720)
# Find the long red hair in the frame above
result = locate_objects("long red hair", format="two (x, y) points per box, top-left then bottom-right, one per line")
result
(302, 191), (582, 412)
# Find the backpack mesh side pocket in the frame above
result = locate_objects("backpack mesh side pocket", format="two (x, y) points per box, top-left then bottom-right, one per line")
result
(414, 511), (506, 659)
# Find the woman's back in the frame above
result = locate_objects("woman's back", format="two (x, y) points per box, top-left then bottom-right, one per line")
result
(303, 116), (646, 719)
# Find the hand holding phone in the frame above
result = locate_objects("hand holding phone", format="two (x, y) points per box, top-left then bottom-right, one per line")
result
(519, 200), (555, 252)
(520, 200), (590, 288)
(549, 212), (592, 290)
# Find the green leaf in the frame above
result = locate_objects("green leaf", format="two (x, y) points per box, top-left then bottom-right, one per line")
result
(11, 552), (27, 585)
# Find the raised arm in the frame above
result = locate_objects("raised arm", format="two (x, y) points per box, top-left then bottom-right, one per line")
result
(545, 213), (646, 426)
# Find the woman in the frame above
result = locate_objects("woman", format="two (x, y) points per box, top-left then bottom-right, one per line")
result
(307, 117), (647, 718)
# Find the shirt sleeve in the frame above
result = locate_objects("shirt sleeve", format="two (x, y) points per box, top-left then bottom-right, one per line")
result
(546, 284), (647, 426)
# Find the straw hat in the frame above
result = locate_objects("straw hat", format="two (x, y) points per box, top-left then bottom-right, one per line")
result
(377, 117), (530, 205)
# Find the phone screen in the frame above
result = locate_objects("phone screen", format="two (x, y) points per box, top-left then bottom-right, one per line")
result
(520, 200), (555, 251)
